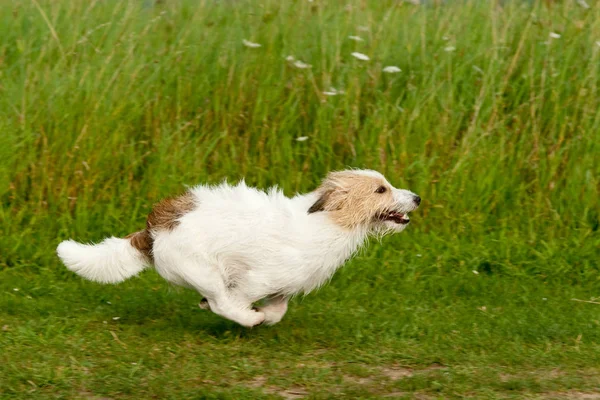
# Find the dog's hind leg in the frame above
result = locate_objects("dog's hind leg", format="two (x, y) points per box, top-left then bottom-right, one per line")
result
(199, 298), (210, 310)
(257, 295), (289, 326)
(181, 268), (265, 328)
(156, 248), (264, 327)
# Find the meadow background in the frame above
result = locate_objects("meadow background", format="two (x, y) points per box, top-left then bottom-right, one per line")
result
(1, 0), (599, 398)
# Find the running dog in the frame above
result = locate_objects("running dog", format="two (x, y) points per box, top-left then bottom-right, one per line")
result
(57, 169), (420, 327)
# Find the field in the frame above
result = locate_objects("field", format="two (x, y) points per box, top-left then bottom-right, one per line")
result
(1, 0), (600, 398)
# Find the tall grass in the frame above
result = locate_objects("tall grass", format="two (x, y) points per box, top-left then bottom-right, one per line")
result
(1, 0), (598, 279)
(2, 2), (600, 398)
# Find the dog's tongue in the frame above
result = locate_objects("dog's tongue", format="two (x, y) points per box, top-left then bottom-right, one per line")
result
(388, 211), (405, 223)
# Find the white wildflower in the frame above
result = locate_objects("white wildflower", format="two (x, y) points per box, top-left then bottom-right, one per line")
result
(577, 0), (590, 9)
(293, 60), (311, 69)
(383, 66), (401, 73)
(472, 270), (479, 275)
(296, 136), (309, 142)
(112, 317), (120, 320)
(444, 46), (456, 52)
(442, 35), (450, 41)
(416, 254), (422, 257)
(106, 301), (112, 305)
(351, 52), (370, 61)
(286, 56), (311, 69)
(243, 39), (261, 48)
(549, 32), (561, 39)
(13, 288), (19, 291)
(543, 298), (548, 301)
(348, 35), (364, 42)
(323, 87), (344, 96)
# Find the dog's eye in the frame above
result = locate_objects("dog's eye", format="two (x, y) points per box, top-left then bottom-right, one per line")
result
(375, 186), (387, 194)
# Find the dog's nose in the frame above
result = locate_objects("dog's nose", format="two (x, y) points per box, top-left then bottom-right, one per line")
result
(413, 195), (421, 206)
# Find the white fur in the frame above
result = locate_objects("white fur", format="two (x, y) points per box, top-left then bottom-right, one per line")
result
(57, 170), (419, 327)
(57, 238), (149, 284)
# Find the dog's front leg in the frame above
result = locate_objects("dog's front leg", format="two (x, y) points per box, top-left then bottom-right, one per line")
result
(182, 270), (264, 327)
(257, 295), (289, 326)
(201, 295), (287, 326)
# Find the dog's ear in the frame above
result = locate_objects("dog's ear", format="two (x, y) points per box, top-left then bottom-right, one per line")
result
(309, 172), (352, 214)
(308, 189), (334, 214)
(308, 188), (348, 214)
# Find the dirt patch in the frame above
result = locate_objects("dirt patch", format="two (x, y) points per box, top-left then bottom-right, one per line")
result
(247, 362), (443, 398)
(247, 376), (309, 399)
(343, 364), (413, 386)
(275, 389), (310, 399)
(539, 392), (600, 399)
(383, 392), (409, 398)
(383, 393), (433, 399)
(381, 366), (413, 380)
(343, 375), (374, 385)
(501, 369), (564, 382)
(77, 391), (113, 400)
(247, 376), (268, 388)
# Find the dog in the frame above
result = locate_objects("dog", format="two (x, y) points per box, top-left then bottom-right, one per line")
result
(57, 169), (420, 327)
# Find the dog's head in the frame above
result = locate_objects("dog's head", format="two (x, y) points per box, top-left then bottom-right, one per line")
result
(308, 169), (420, 234)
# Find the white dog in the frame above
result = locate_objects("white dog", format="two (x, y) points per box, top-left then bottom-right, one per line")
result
(57, 169), (420, 327)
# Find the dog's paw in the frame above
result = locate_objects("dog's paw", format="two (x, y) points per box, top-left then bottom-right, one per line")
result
(259, 308), (285, 326)
(244, 310), (266, 328)
(257, 301), (287, 325)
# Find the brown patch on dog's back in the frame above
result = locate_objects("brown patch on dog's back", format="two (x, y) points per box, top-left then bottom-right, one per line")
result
(125, 230), (153, 260)
(125, 191), (197, 262)
(147, 191), (196, 231)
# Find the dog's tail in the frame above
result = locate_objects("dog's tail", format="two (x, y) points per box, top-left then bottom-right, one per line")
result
(57, 231), (152, 284)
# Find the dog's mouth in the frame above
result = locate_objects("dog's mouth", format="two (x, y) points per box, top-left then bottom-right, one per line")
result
(380, 210), (410, 225)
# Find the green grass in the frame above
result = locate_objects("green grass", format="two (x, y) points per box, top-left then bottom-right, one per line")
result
(1, 0), (600, 398)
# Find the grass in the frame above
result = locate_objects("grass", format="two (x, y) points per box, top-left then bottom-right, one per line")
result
(1, 0), (600, 398)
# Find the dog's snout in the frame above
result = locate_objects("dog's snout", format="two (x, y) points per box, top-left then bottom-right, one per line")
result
(413, 195), (421, 206)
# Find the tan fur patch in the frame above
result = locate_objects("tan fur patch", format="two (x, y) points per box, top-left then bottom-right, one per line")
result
(125, 230), (153, 260)
(147, 191), (196, 231)
(125, 191), (197, 261)
(309, 171), (396, 229)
